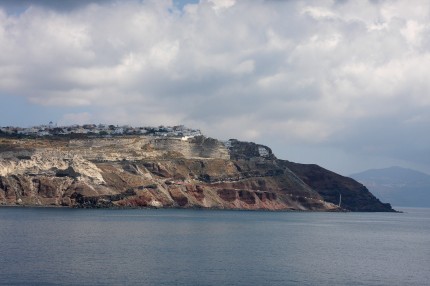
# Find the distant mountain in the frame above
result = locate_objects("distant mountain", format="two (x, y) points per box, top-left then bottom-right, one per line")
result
(350, 167), (430, 207)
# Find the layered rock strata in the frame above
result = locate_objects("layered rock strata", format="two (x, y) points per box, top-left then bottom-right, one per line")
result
(0, 136), (394, 211)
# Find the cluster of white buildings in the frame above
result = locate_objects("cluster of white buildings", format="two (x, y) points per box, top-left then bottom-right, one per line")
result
(0, 122), (202, 138)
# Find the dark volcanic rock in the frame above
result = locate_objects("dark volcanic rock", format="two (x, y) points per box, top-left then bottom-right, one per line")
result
(218, 189), (237, 202)
(282, 161), (395, 212)
(238, 190), (256, 204)
(56, 167), (80, 178)
(168, 187), (189, 207)
(227, 139), (276, 160)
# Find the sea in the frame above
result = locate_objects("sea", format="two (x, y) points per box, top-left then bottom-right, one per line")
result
(0, 207), (428, 286)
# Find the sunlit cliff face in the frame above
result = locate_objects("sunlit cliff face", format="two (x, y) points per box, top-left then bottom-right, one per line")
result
(0, 135), (393, 211)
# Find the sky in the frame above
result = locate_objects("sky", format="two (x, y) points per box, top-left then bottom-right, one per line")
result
(0, 0), (429, 176)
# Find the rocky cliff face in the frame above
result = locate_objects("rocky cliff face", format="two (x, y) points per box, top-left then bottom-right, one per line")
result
(0, 136), (394, 211)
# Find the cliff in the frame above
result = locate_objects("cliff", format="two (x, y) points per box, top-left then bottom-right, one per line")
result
(0, 135), (394, 211)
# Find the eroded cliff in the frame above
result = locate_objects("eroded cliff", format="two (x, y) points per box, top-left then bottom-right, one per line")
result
(0, 136), (394, 211)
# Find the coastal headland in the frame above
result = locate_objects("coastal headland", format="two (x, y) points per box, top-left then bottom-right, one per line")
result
(0, 124), (394, 211)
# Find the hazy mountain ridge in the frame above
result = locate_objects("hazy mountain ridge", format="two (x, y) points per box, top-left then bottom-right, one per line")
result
(0, 135), (394, 211)
(351, 166), (430, 207)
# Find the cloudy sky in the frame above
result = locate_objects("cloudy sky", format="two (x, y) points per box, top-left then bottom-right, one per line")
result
(1, 0), (429, 175)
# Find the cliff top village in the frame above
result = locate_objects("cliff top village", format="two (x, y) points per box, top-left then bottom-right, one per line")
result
(0, 122), (202, 139)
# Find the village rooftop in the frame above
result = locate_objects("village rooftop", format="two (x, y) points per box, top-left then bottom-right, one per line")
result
(0, 123), (202, 139)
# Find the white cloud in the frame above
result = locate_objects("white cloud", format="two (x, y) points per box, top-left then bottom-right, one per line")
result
(401, 20), (426, 48)
(1, 0), (430, 174)
(301, 5), (338, 20)
(208, 0), (236, 11)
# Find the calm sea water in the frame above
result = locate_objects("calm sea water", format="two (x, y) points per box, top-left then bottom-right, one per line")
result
(0, 207), (428, 286)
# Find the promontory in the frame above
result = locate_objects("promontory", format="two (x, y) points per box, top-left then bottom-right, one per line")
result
(0, 124), (394, 211)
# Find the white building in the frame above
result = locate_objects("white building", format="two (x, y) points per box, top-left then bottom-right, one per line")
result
(258, 146), (269, 157)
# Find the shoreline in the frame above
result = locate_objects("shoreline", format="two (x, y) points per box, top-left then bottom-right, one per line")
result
(2, 204), (391, 213)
